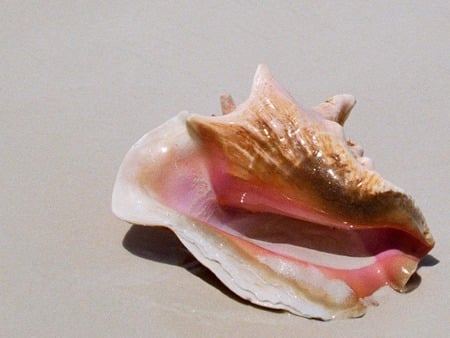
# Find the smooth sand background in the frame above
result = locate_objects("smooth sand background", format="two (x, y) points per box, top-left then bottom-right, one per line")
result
(2, 2), (449, 337)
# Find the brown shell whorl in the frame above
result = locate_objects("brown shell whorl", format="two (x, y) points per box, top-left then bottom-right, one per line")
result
(187, 72), (433, 249)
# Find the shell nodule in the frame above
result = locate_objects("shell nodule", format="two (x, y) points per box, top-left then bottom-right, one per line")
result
(112, 65), (434, 320)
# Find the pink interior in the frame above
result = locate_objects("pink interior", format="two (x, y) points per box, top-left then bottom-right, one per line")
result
(149, 153), (423, 298)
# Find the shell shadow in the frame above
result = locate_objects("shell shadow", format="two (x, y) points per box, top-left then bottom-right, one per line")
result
(418, 254), (440, 268)
(122, 224), (279, 311)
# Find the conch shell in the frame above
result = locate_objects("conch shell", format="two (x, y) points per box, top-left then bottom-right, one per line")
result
(112, 65), (434, 320)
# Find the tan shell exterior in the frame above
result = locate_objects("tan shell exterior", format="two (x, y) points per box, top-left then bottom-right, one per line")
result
(187, 65), (433, 249)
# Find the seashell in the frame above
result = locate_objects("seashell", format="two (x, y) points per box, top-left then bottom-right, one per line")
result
(112, 65), (434, 320)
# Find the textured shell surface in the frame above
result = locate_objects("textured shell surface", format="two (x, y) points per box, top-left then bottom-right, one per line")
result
(112, 65), (434, 320)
